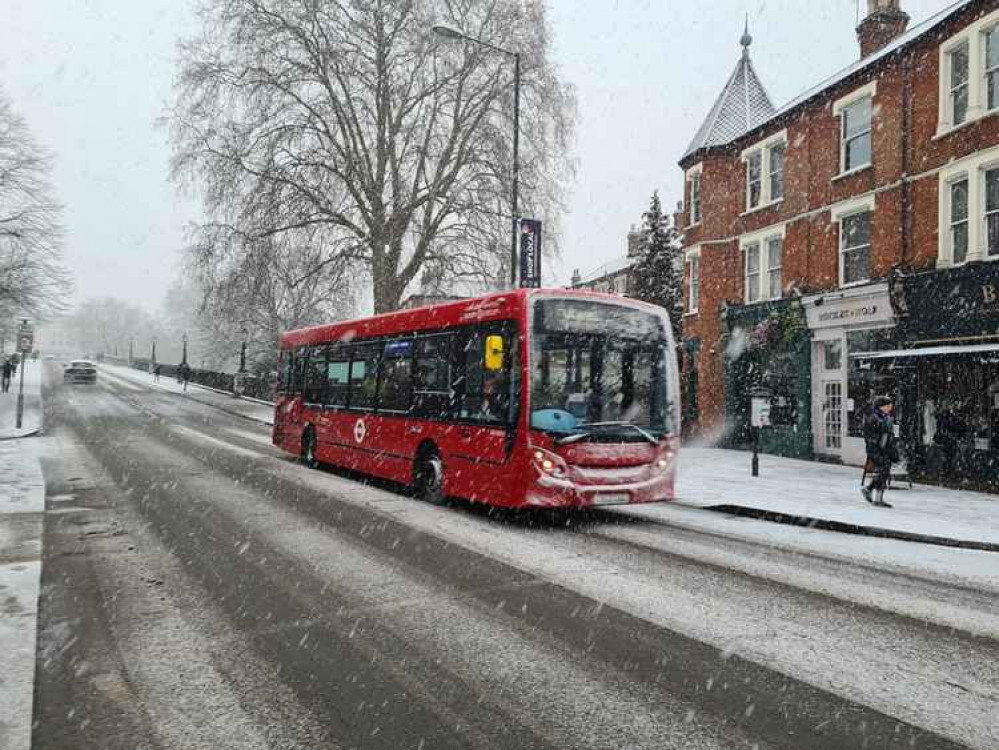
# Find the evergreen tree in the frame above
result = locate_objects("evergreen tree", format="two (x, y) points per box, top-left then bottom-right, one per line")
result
(632, 190), (683, 342)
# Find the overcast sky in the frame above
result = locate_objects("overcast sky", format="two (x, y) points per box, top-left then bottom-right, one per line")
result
(0, 0), (953, 314)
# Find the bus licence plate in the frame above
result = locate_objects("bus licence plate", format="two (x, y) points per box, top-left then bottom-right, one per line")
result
(592, 492), (629, 506)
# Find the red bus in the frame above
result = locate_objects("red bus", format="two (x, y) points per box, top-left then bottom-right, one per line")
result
(272, 289), (680, 508)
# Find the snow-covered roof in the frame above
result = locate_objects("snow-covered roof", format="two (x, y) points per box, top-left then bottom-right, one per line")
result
(681, 27), (776, 160)
(682, 0), (975, 163)
(576, 254), (634, 285)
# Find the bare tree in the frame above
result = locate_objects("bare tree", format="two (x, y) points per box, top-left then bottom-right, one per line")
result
(169, 0), (575, 313)
(0, 87), (69, 344)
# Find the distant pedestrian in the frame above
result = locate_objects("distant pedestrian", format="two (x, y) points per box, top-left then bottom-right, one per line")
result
(1, 360), (10, 393)
(861, 396), (898, 508)
(179, 363), (191, 392)
(153, 363), (162, 383)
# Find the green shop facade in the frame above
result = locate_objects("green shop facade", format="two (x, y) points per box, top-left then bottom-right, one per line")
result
(720, 280), (898, 465)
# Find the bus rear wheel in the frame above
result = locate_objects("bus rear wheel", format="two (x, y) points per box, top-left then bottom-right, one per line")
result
(302, 428), (319, 469)
(415, 452), (447, 506)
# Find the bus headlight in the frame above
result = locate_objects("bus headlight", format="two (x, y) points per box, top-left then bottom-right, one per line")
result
(532, 448), (567, 476)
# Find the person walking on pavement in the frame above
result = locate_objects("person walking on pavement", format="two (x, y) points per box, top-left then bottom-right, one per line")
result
(862, 395), (898, 508)
(153, 363), (162, 383)
(179, 362), (191, 392)
(1, 359), (10, 393)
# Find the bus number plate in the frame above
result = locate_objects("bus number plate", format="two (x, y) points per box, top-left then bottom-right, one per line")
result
(592, 492), (629, 506)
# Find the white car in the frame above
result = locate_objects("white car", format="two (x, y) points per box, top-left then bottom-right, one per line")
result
(64, 360), (98, 384)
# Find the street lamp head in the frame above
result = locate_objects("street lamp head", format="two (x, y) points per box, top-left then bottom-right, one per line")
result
(432, 24), (464, 40)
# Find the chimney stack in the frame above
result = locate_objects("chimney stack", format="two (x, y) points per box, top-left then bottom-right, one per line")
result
(857, 0), (909, 58)
(570, 268), (581, 287)
(627, 224), (644, 258)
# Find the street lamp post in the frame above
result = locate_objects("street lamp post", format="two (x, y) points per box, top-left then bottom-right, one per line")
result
(181, 332), (188, 367)
(432, 24), (520, 288)
(239, 327), (248, 374)
(151, 337), (157, 364)
(128, 337), (134, 366)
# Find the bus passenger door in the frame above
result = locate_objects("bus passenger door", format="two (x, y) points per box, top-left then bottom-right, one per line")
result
(450, 325), (517, 502)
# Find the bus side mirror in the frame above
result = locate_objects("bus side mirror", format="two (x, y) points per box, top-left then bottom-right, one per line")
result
(484, 335), (504, 371)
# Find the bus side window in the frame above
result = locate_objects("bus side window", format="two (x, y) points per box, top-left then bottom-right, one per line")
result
(460, 327), (513, 424)
(348, 344), (380, 410)
(413, 334), (453, 419)
(324, 345), (351, 407)
(303, 347), (328, 404)
(379, 339), (414, 412)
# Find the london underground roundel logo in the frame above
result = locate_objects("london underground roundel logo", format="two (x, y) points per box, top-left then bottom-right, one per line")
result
(353, 418), (367, 444)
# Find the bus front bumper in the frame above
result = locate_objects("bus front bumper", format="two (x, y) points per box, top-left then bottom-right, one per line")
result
(524, 471), (675, 508)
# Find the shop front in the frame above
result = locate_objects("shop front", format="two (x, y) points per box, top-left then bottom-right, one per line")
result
(802, 283), (895, 466)
(860, 265), (999, 488)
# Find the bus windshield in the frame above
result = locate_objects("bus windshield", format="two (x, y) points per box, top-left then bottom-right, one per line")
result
(530, 298), (677, 440)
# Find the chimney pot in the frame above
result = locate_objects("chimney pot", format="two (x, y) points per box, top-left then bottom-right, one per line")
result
(857, 0), (908, 58)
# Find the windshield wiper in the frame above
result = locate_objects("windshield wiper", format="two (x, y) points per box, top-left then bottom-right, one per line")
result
(556, 422), (658, 446)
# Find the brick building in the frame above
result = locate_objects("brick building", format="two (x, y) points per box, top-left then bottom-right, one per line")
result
(570, 226), (644, 295)
(679, 0), (999, 487)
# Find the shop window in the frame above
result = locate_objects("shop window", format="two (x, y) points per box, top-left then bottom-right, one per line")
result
(823, 340), (842, 370)
(840, 211), (871, 285)
(846, 329), (895, 438)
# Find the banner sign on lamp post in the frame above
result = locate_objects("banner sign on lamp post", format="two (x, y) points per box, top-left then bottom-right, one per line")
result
(519, 219), (542, 288)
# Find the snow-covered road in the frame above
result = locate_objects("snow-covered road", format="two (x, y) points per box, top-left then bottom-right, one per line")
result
(30, 362), (998, 749)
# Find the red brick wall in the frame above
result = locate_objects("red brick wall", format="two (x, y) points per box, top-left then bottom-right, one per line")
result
(679, 0), (999, 436)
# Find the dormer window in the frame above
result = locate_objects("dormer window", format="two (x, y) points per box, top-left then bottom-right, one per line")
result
(741, 130), (786, 213)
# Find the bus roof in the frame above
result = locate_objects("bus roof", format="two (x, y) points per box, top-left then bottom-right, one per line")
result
(279, 287), (657, 349)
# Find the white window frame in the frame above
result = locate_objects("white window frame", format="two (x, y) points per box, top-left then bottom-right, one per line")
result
(948, 174), (970, 265)
(745, 242), (761, 303)
(685, 246), (701, 314)
(739, 223), (787, 303)
(986, 25), (999, 113)
(740, 130), (787, 214)
(936, 8), (999, 136)
(984, 166), (999, 259)
(831, 194), (875, 288)
(949, 40), (970, 127)
(686, 163), (703, 227)
(833, 82), (876, 178)
(937, 144), (999, 266)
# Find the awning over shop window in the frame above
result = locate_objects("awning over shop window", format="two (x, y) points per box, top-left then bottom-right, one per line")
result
(851, 343), (999, 360)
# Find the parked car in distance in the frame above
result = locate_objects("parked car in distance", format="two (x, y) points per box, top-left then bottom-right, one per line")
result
(64, 359), (98, 384)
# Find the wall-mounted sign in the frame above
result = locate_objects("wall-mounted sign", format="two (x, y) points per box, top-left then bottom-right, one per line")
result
(804, 285), (893, 331)
(519, 219), (542, 288)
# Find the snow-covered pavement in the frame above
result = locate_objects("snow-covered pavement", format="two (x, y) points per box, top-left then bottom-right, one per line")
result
(0, 359), (43, 439)
(98, 362), (274, 425)
(668, 447), (999, 551)
(0, 434), (44, 750)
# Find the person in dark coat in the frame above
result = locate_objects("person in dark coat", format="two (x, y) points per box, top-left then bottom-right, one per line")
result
(862, 396), (898, 507)
(1, 359), (10, 393)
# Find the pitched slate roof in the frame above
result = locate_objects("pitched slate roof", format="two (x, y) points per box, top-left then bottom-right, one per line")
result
(682, 26), (776, 161)
(682, 0), (976, 163)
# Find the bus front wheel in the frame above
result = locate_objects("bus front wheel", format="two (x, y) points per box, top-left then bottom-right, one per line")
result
(302, 428), (319, 469)
(415, 452), (446, 506)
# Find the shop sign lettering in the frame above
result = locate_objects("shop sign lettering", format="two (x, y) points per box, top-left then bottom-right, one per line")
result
(983, 284), (998, 305)
(817, 305), (878, 323)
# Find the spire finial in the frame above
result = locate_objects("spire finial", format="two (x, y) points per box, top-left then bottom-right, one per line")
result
(741, 14), (752, 56)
